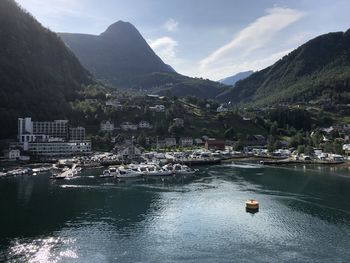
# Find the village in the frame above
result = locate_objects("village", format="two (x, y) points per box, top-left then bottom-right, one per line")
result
(1, 91), (350, 177)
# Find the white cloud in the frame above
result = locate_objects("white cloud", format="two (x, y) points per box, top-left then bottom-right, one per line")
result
(208, 49), (294, 81)
(15, 0), (110, 32)
(199, 7), (305, 79)
(148, 37), (178, 63)
(164, 18), (179, 32)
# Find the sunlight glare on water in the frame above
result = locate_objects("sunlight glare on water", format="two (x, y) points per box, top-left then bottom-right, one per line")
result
(1, 164), (350, 262)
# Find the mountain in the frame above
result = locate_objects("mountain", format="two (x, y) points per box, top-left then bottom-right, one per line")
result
(216, 30), (350, 105)
(59, 21), (226, 97)
(219, 71), (253, 86)
(0, 0), (94, 139)
(59, 21), (175, 88)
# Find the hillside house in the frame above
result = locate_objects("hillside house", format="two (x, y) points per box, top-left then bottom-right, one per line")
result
(165, 137), (177, 147)
(100, 121), (115, 132)
(149, 105), (165, 112)
(180, 137), (193, 147)
(173, 118), (184, 127)
(139, 121), (153, 129)
(120, 122), (138, 131)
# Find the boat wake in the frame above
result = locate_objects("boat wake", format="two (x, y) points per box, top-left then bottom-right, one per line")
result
(223, 163), (263, 169)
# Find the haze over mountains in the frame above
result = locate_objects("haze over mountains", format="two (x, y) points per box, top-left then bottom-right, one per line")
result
(217, 30), (350, 105)
(219, 71), (254, 86)
(0, 0), (94, 139)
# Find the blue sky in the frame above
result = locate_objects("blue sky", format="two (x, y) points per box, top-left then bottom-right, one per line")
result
(16, 0), (350, 80)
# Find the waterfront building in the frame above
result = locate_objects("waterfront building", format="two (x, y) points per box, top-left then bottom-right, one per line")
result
(3, 149), (20, 160)
(18, 117), (68, 142)
(156, 140), (167, 148)
(17, 117), (68, 143)
(194, 138), (204, 145)
(205, 139), (226, 151)
(115, 143), (141, 159)
(27, 141), (91, 156)
(32, 119), (68, 139)
(69, 127), (85, 141)
(17, 117), (91, 156)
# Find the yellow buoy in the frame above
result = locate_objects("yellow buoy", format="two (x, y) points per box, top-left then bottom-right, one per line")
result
(246, 199), (259, 213)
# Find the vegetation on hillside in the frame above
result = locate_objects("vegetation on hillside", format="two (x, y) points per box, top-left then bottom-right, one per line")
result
(0, 0), (94, 139)
(217, 30), (350, 106)
(59, 21), (227, 97)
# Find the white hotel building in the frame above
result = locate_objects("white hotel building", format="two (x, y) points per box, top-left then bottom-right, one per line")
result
(17, 117), (91, 156)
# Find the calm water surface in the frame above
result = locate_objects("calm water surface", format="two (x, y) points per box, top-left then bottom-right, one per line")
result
(1, 164), (350, 262)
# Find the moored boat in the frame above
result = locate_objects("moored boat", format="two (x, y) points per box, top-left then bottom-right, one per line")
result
(145, 164), (172, 176)
(100, 167), (118, 178)
(116, 166), (143, 179)
(173, 164), (196, 175)
(163, 163), (197, 176)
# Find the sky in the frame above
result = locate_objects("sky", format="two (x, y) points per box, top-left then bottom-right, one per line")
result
(16, 0), (350, 80)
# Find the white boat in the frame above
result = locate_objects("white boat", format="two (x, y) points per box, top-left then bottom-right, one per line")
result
(53, 164), (77, 180)
(169, 164), (196, 175)
(100, 167), (118, 178)
(116, 166), (143, 179)
(145, 164), (172, 176)
(137, 165), (149, 176)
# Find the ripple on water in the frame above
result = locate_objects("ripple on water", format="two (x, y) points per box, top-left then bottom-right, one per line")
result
(6, 236), (77, 263)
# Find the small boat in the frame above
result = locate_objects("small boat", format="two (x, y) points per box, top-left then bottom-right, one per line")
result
(163, 164), (197, 176)
(52, 164), (77, 180)
(173, 164), (196, 175)
(146, 164), (172, 176)
(116, 166), (143, 179)
(100, 167), (117, 178)
(137, 165), (149, 176)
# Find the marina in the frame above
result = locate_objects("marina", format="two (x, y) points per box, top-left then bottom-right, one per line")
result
(1, 164), (350, 262)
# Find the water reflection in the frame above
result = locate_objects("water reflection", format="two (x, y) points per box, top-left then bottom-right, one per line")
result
(216, 164), (350, 224)
(1, 164), (350, 262)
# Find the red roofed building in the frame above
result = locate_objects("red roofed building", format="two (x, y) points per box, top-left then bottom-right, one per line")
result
(205, 139), (225, 151)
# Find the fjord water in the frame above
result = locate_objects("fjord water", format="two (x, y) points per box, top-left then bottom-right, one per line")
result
(1, 164), (350, 262)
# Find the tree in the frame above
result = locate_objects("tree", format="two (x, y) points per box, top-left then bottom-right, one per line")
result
(289, 132), (304, 148)
(137, 133), (147, 147)
(305, 146), (314, 156)
(234, 139), (244, 151)
(311, 131), (323, 148)
(224, 127), (235, 139)
(269, 121), (278, 135)
(333, 141), (343, 154)
(322, 142), (333, 153)
(168, 124), (184, 137)
(267, 135), (276, 153)
(297, 145), (305, 154)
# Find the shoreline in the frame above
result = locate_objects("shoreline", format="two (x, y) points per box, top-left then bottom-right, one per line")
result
(222, 156), (350, 167)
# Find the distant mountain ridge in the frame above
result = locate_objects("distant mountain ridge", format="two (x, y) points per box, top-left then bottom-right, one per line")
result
(219, 71), (254, 86)
(216, 29), (350, 105)
(59, 21), (226, 98)
(59, 21), (175, 88)
(0, 0), (94, 139)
